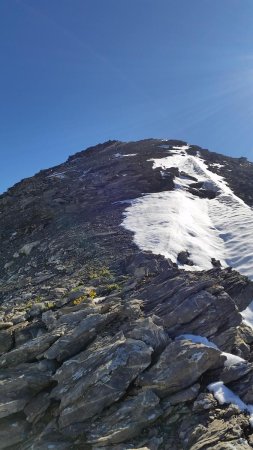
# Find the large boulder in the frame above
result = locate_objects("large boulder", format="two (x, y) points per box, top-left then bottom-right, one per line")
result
(0, 332), (60, 368)
(86, 390), (162, 445)
(0, 362), (53, 419)
(51, 334), (153, 429)
(44, 311), (119, 362)
(137, 340), (225, 397)
(0, 416), (30, 449)
(126, 316), (169, 352)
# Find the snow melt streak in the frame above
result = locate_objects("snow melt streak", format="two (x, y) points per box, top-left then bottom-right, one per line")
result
(122, 146), (253, 280)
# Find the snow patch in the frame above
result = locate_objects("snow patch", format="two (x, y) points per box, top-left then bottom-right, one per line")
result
(209, 163), (225, 169)
(172, 145), (190, 151)
(122, 145), (253, 280)
(47, 171), (67, 179)
(176, 334), (218, 349)
(113, 199), (134, 205)
(241, 300), (253, 330)
(176, 334), (245, 367)
(122, 188), (226, 271)
(114, 153), (137, 158)
(208, 381), (247, 410)
(223, 353), (246, 367)
(208, 381), (253, 426)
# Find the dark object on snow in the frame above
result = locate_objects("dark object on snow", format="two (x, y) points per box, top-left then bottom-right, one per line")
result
(177, 251), (194, 266)
(211, 258), (222, 268)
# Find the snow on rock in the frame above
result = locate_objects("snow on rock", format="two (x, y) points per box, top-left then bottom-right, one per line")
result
(209, 163), (225, 169)
(222, 353), (246, 367)
(47, 171), (67, 179)
(208, 381), (253, 426)
(176, 334), (218, 350)
(176, 334), (245, 367)
(122, 189), (225, 271)
(122, 145), (253, 280)
(208, 381), (246, 409)
(241, 300), (253, 330)
(114, 153), (137, 158)
(113, 199), (134, 205)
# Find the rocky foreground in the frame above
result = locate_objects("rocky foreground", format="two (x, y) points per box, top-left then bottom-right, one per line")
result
(1, 139), (253, 449)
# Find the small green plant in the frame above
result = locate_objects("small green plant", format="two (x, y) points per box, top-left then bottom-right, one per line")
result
(105, 283), (120, 293)
(100, 267), (111, 277)
(45, 301), (55, 309)
(72, 295), (88, 306)
(70, 286), (83, 293)
(25, 297), (41, 309)
(25, 301), (33, 310)
(88, 289), (96, 300)
(88, 266), (112, 280)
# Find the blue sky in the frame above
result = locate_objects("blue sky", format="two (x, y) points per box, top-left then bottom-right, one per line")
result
(1, 0), (253, 193)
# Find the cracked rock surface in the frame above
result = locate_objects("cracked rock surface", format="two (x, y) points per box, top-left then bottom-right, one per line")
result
(1, 139), (253, 449)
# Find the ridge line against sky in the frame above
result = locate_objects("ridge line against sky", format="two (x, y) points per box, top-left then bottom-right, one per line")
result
(1, 0), (253, 193)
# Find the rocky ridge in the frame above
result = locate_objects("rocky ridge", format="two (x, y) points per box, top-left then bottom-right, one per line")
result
(1, 139), (253, 449)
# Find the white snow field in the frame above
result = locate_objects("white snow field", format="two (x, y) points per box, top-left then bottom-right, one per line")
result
(122, 145), (253, 280)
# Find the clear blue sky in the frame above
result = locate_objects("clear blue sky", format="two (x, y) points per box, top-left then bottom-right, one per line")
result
(1, 0), (253, 193)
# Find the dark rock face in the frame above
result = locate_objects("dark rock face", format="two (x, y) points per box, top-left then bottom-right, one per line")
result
(56, 336), (153, 428)
(85, 390), (162, 445)
(0, 138), (253, 449)
(188, 146), (253, 208)
(137, 340), (225, 396)
(187, 181), (218, 199)
(177, 250), (194, 266)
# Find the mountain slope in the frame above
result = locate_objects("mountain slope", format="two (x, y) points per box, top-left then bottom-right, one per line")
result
(123, 144), (253, 278)
(1, 139), (253, 449)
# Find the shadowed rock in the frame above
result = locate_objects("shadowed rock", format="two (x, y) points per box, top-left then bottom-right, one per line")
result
(0, 416), (30, 449)
(0, 362), (54, 419)
(0, 332), (60, 368)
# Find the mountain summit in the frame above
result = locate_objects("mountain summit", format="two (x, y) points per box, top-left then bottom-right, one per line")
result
(1, 139), (253, 449)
